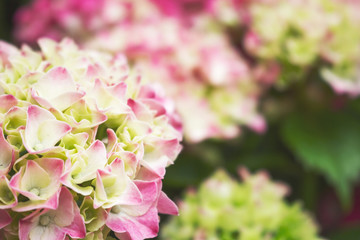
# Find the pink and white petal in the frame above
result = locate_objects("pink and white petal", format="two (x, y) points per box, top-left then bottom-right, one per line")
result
(31, 88), (53, 110)
(35, 67), (76, 100)
(322, 69), (360, 97)
(12, 188), (60, 212)
(108, 207), (159, 240)
(24, 105), (71, 153)
(0, 95), (17, 114)
(140, 99), (166, 117)
(135, 167), (163, 182)
(8, 170), (22, 193)
(0, 210), (11, 229)
(0, 127), (15, 175)
(0, 41), (19, 60)
(72, 140), (107, 184)
(36, 120), (72, 150)
(60, 176), (93, 196)
(19, 215), (37, 240)
(62, 202), (86, 239)
(48, 91), (85, 111)
(37, 158), (64, 183)
(109, 158), (142, 205)
(20, 161), (51, 199)
(106, 128), (117, 156)
(93, 170), (108, 209)
(157, 191), (178, 215)
(140, 158), (167, 179)
(108, 82), (127, 101)
(29, 224), (65, 240)
(52, 187), (75, 227)
(120, 181), (142, 206)
(127, 99), (152, 122)
(122, 181), (158, 217)
(118, 151), (138, 177)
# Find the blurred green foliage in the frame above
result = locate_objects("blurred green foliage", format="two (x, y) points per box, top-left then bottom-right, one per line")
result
(282, 110), (360, 206)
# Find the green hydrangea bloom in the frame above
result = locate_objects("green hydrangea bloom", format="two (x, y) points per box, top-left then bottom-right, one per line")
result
(162, 169), (322, 240)
(248, 0), (360, 88)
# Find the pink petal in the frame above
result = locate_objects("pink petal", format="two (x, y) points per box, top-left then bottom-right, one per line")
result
(127, 99), (152, 122)
(23, 105), (71, 153)
(109, 207), (159, 240)
(142, 138), (182, 178)
(60, 188), (86, 239)
(32, 67), (84, 111)
(157, 191), (178, 215)
(0, 95), (18, 114)
(0, 210), (11, 229)
(12, 188), (60, 212)
(106, 128), (117, 156)
(122, 181), (158, 217)
(0, 127), (15, 175)
(110, 158), (142, 205)
(108, 82), (127, 101)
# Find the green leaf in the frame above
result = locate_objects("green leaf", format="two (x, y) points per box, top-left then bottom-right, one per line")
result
(281, 110), (360, 206)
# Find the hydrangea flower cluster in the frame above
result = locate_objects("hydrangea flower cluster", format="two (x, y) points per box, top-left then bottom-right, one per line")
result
(242, 0), (360, 89)
(140, 0), (360, 95)
(161, 169), (322, 240)
(14, 0), (265, 143)
(0, 38), (182, 240)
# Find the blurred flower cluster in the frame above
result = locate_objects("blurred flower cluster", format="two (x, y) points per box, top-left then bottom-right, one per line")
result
(14, 0), (266, 142)
(0, 38), (182, 239)
(162, 169), (322, 240)
(212, 0), (360, 92)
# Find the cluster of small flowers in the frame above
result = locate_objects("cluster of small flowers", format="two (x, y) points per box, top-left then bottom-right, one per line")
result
(147, 0), (360, 94)
(161, 169), (322, 240)
(202, 0), (360, 93)
(0, 38), (182, 240)
(14, 0), (265, 143)
(243, 0), (360, 90)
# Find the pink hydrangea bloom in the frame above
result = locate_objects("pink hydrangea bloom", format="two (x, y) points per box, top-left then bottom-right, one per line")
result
(14, 0), (265, 142)
(0, 38), (182, 239)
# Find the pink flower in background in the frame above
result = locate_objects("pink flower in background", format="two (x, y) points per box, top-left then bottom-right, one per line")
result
(149, 0), (215, 24)
(14, 0), (265, 143)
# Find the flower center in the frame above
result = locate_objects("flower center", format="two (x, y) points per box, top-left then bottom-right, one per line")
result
(111, 205), (121, 214)
(29, 187), (40, 196)
(39, 215), (51, 226)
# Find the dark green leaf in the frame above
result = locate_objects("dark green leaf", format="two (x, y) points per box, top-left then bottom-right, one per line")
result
(281, 110), (360, 205)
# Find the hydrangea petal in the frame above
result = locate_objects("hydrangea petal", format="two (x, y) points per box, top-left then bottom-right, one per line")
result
(0, 95), (17, 114)
(0, 210), (11, 229)
(157, 191), (178, 215)
(94, 158), (142, 209)
(23, 105), (71, 153)
(110, 207), (159, 240)
(32, 67), (85, 111)
(0, 127), (16, 175)
(0, 176), (17, 209)
(19, 187), (86, 240)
